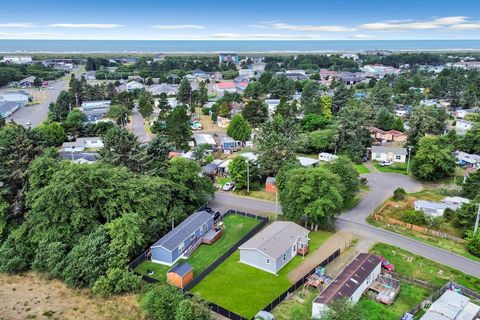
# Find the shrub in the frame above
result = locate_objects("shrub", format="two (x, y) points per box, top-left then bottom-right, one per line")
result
(466, 231), (480, 257)
(393, 188), (406, 201)
(140, 285), (184, 320)
(92, 268), (142, 297)
(403, 210), (427, 226)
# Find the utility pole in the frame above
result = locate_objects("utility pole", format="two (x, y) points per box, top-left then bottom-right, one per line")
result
(406, 146), (412, 174)
(474, 204), (480, 234)
(246, 159), (250, 193)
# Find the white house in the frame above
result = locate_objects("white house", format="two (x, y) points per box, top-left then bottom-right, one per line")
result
(0, 101), (21, 118)
(371, 146), (408, 163)
(62, 137), (103, 152)
(312, 254), (381, 319)
(319, 152), (338, 162)
(126, 81), (144, 92)
(455, 151), (480, 169)
(1, 56), (32, 64)
(84, 71), (96, 81)
(81, 100), (111, 111)
(193, 134), (217, 150)
(456, 119), (474, 132)
(239, 69), (255, 78)
(297, 156), (319, 167)
(414, 197), (470, 217)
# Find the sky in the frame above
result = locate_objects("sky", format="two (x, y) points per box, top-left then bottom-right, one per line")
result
(1, 0), (480, 40)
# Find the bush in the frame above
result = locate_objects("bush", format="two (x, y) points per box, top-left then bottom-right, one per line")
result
(393, 188), (406, 201)
(92, 268), (142, 297)
(201, 107), (210, 115)
(403, 210), (427, 226)
(140, 285), (184, 320)
(175, 298), (212, 320)
(466, 231), (480, 257)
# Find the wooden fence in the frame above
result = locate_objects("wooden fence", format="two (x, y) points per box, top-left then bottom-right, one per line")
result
(371, 214), (466, 243)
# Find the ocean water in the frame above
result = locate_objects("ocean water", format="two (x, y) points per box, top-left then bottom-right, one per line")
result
(0, 39), (480, 53)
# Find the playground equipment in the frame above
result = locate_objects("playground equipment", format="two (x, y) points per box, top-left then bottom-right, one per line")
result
(303, 266), (331, 293)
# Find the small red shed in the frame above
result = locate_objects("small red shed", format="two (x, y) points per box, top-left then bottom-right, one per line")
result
(167, 263), (193, 289)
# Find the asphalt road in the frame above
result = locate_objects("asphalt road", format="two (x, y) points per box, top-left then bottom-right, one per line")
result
(6, 68), (83, 128)
(211, 172), (480, 278)
(130, 105), (151, 143)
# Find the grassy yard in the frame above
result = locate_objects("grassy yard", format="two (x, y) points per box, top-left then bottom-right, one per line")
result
(192, 231), (332, 319)
(358, 283), (431, 320)
(134, 214), (261, 282)
(355, 163), (371, 174)
(373, 162), (408, 174)
(215, 176), (232, 187)
(234, 189), (277, 202)
(370, 243), (480, 290)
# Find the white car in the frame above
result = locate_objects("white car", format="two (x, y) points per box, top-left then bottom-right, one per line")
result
(222, 182), (235, 191)
(379, 161), (394, 166)
(25, 121), (32, 126)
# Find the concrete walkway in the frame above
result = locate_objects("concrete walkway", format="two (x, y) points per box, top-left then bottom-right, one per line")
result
(287, 231), (354, 283)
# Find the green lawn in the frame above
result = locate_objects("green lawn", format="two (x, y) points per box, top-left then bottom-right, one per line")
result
(192, 231), (332, 319)
(234, 189), (276, 202)
(134, 214), (261, 282)
(374, 162), (408, 174)
(358, 283), (431, 320)
(215, 176), (232, 186)
(355, 163), (371, 174)
(370, 243), (480, 290)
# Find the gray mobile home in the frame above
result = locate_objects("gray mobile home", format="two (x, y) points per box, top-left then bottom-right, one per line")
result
(150, 211), (214, 266)
(239, 221), (309, 274)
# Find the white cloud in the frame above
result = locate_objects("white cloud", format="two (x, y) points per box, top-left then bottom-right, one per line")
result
(359, 16), (468, 31)
(49, 23), (123, 29)
(254, 22), (356, 32)
(450, 23), (480, 30)
(152, 24), (206, 30)
(0, 23), (35, 28)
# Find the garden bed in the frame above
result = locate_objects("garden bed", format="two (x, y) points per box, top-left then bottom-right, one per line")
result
(133, 214), (261, 282)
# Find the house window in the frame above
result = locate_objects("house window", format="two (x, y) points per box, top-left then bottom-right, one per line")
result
(293, 245), (296, 253)
(190, 233), (195, 240)
(266, 258), (270, 264)
(375, 153), (382, 159)
(283, 254), (286, 261)
(178, 242), (185, 253)
(395, 155), (401, 160)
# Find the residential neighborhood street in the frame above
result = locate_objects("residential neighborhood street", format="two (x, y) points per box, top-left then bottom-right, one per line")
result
(130, 105), (151, 143)
(5, 68), (83, 128)
(210, 171), (480, 279)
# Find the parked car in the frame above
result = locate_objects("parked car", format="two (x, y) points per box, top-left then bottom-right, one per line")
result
(379, 161), (394, 166)
(222, 181), (235, 191)
(378, 255), (395, 272)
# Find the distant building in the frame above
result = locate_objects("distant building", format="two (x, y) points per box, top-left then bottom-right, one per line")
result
(319, 152), (338, 162)
(252, 62), (267, 72)
(84, 71), (97, 81)
(17, 76), (35, 88)
(126, 81), (144, 92)
(1, 56), (32, 64)
(239, 69), (255, 78)
(81, 100), (111, 111)
(0, 101), (21, 118)
(371, 146), (408, 163)
(214, 81), (237, 94)
(148, 83), (177, 96)
(61, 137), (103, 152)
(456, 119), (474, 132)
(452, 61), (480, 70)
(153, 53), (165, 62)
(369, 127), (407, 143)
(219, 53), (240, 65)
(455, 151), (480, 169)
(312, 253), (382, 318)
(365, 50), (392, 56)
(0, 91), (30, 105)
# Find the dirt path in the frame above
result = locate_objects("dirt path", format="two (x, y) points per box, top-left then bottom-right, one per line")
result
(0, 273), (141, 320)
(287, 231), (354, 283)
(364, 162), (379, 173)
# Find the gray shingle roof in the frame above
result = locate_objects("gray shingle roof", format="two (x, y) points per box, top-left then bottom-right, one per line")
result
(168, 262), (193, 277)
(371, 146), (408, 155)
(152, 211), (213, 251)
(239, 221), (309, 259)
(0, 101), (20, 116)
